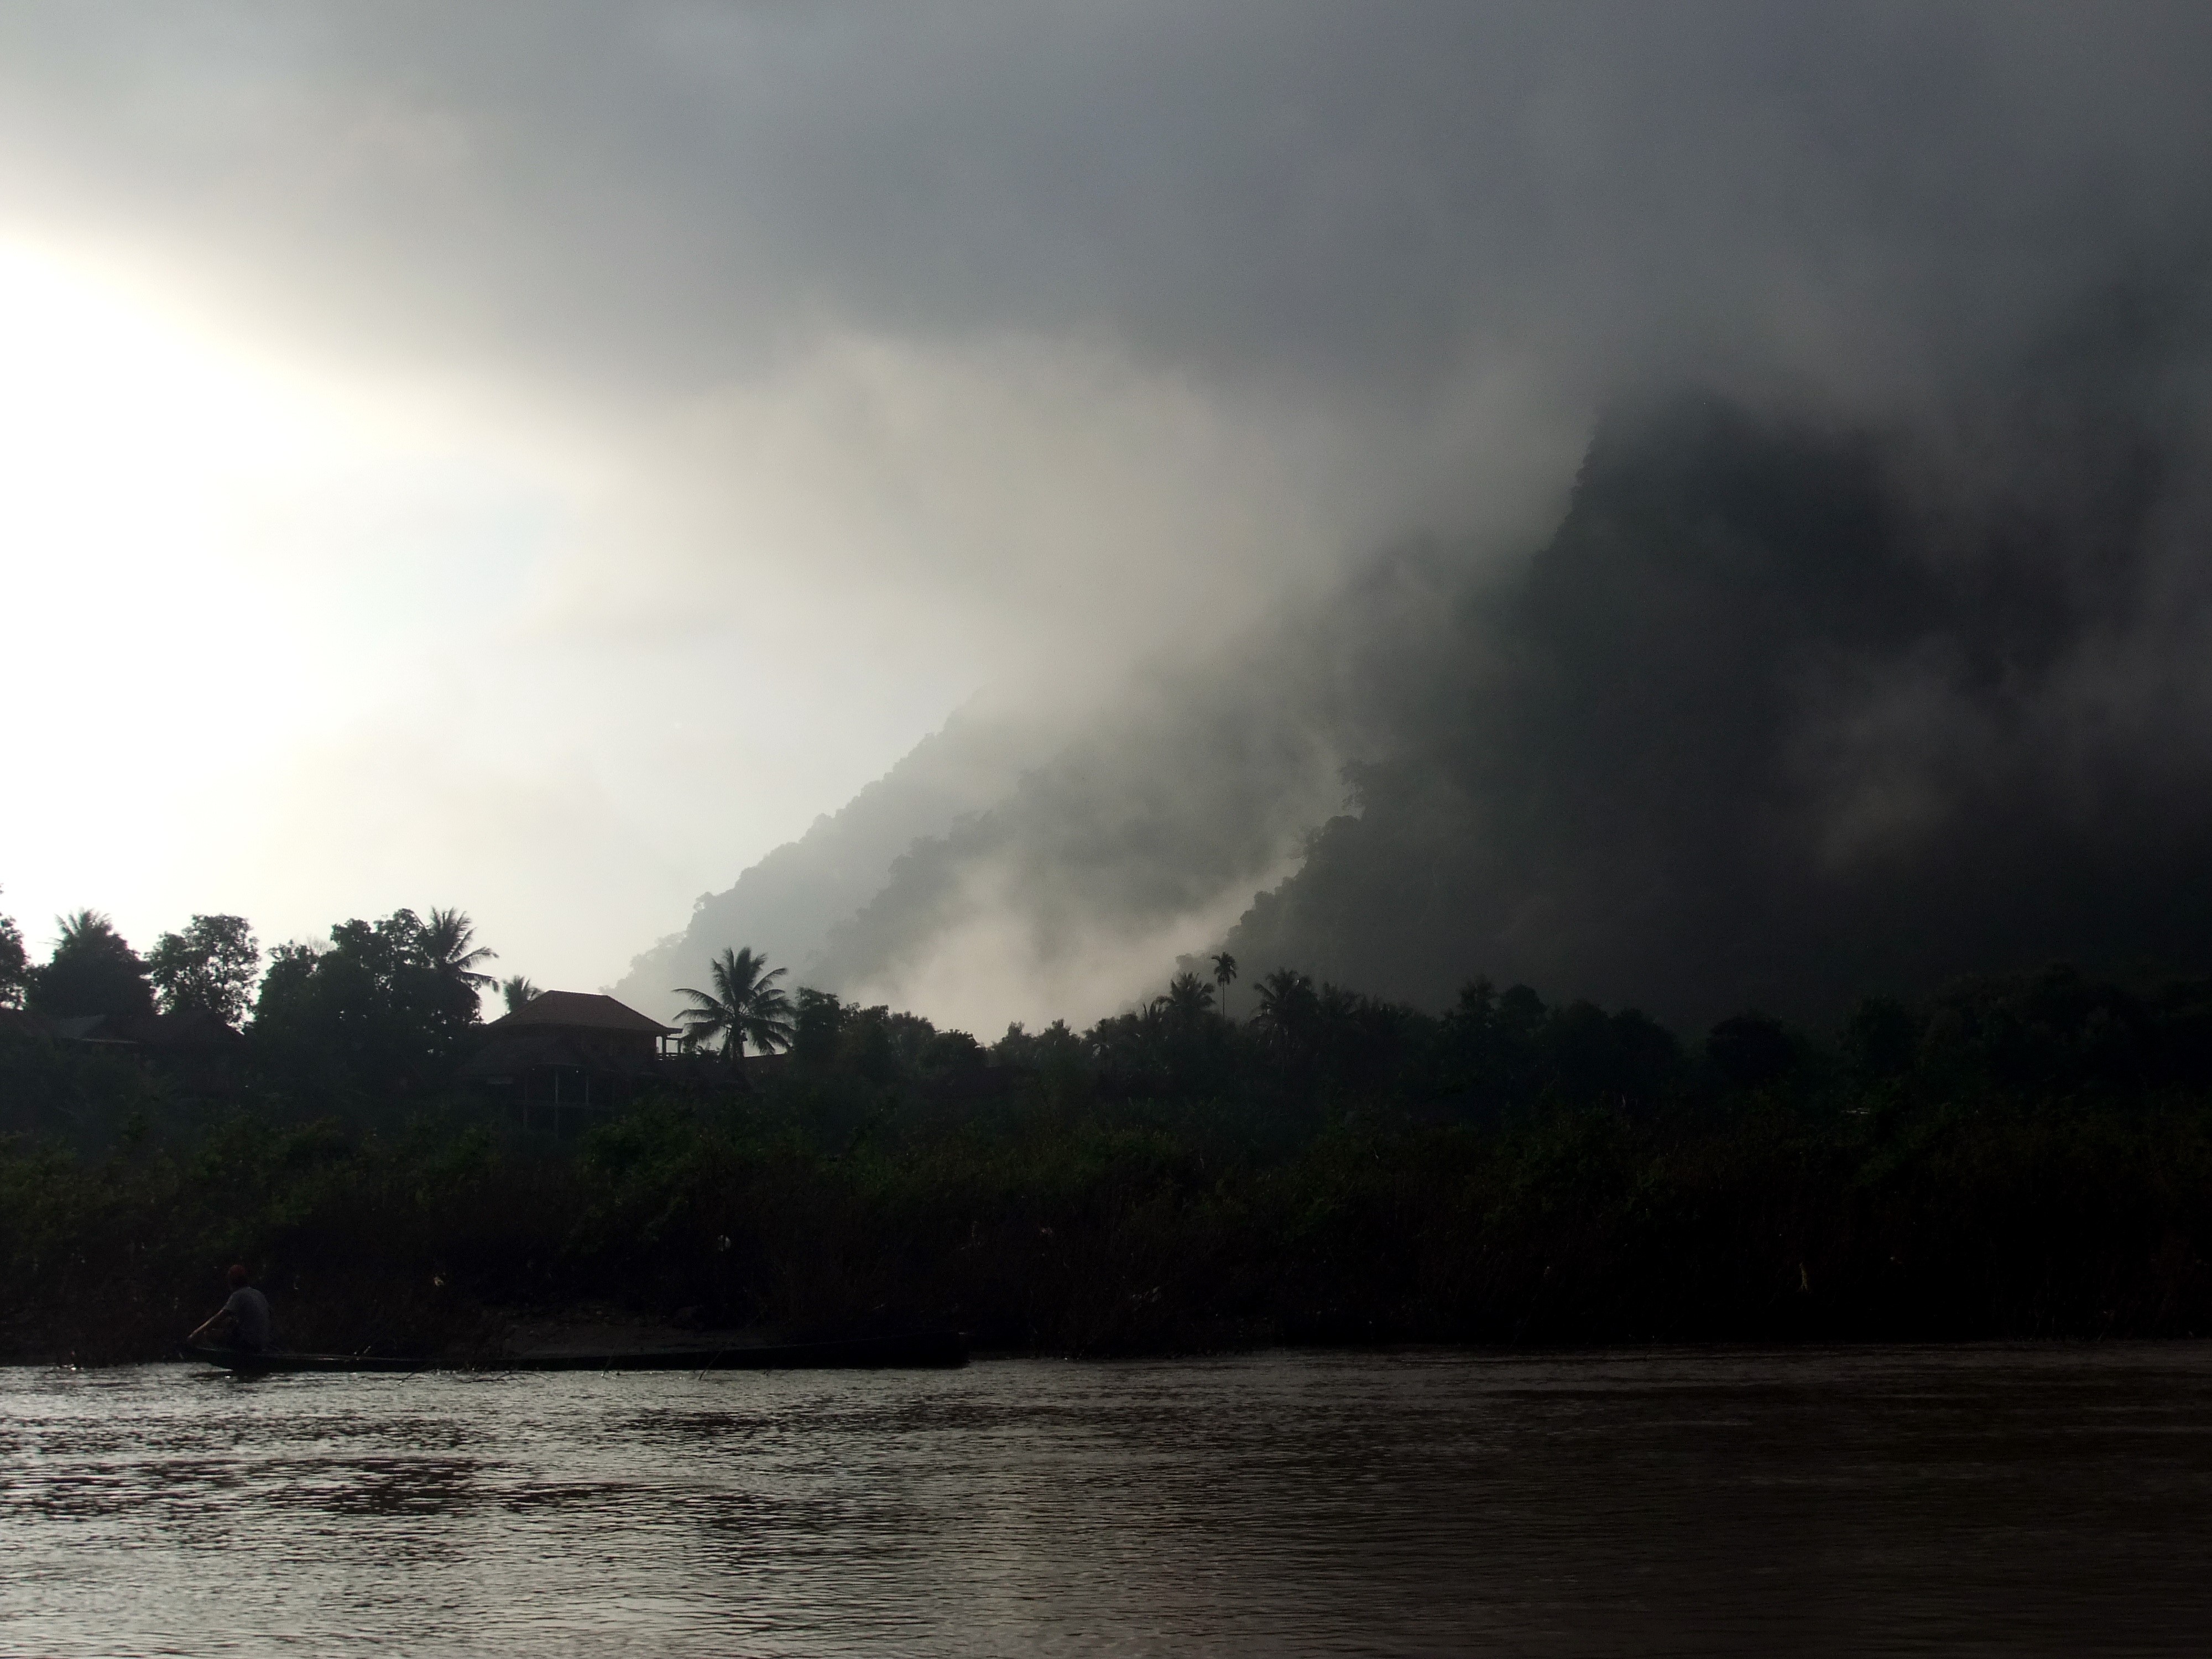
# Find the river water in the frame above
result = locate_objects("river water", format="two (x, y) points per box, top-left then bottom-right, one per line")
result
(3, 1345), (2210, 1656)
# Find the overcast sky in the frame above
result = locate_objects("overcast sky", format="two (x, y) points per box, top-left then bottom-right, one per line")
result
(4, 3), (2208, 997)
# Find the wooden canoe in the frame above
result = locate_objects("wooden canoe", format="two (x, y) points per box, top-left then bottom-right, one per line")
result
(182, 1329), (968, 1374)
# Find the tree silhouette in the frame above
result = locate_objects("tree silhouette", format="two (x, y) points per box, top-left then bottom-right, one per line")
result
(27, 910), (154, 1019)
(1706, 1011), (1798, 1091)
(422, 908), (497, 990)
(247, 909), (484, 1098)
(1255, 967), (1315, 1025)
(500, 975), (541, 1015)
(1162, 969), (1216, 1025)
(0, 891), (25, 1009)
(147, 914), (260, 1026)
(675, 946), (795, 1062)
(1211, 951), (1238, 1021)
(1253, 968), (1318, 1060)
(792, 987), (847, 1067)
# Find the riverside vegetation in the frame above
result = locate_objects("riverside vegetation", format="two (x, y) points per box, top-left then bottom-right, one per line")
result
(4, 900), (2212, 1361)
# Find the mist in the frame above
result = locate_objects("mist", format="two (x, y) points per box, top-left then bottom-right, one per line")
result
(1230, 311), (2212, 1026)
(698, 296), (2212, 1033)
(589, 2), (2212, 1030)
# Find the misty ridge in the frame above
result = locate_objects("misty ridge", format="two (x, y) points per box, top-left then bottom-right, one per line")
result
(620, 280), (2212, 1034)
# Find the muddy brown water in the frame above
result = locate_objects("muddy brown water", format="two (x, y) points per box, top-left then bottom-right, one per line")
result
(3, 1345), (2210, 1655)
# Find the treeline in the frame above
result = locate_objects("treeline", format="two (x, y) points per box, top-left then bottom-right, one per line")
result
(6, 888), (2212, 1359)
(25, 890), (2208, 1132)
(0, 901), (503, 1135)
(1025, 962), (2212, 1116)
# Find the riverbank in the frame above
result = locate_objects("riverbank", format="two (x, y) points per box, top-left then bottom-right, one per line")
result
(7, 1081), (2211, 1364)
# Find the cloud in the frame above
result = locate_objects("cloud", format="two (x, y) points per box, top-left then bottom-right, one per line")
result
(1222, 355), (2212, 1026)
(6, 3), (2212, 1018)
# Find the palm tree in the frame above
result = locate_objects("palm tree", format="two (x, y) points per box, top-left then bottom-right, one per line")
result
(0, 888), (24, 1010)
(1163, 969), (1216, 1025)
(675, 946), (795, 1063)
(1254, 968), (1317, 1058)
(421, 908), (497, 989)
(500, 974), (541, 1015)
(30, 909), (155, 1018)
(1211, 951), (1238, 1021)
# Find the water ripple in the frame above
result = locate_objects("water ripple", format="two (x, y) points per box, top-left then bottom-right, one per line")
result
(2, 1347), (2210, 1655)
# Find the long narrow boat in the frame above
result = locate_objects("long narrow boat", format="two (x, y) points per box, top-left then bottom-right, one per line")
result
(182, 1328), (967, 1374)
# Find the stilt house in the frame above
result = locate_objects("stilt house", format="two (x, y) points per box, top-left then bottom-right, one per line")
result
(462, 990), (680, 1130)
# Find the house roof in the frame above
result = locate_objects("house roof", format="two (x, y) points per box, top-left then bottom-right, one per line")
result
(484, 989), (676, 1037)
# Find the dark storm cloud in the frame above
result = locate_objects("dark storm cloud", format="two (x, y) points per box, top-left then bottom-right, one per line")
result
(11, 2), (2212, 1022)
(800, 289), (2212, 1030)
(419, 0), (2212, 1027)
(9, 2), (2210, 408)
(1224, 322), (2212, 1026)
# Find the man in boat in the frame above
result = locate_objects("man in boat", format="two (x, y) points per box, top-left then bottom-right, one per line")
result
(187, 1264), (273, 1353)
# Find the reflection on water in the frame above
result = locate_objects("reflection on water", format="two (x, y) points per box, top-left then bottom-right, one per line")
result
(3, 1345), (2210, 1655)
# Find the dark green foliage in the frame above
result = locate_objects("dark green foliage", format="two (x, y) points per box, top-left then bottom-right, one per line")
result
(147, 914), (260, 1026)
(8, 1034), (2212, 1363)
(1914, 964), (2212, 1094)
(0, 1021), (170, 1145)
(27, 910), (154, 1018)
(1436, 980), (1548, 1104)
(247, 910), (484, 1105)
(791, 986), (846, 1067)
(9, 950), (2212, 1363)
(1253, 967), (1318, 1056)
(0, 900), (27, 1008)
(796, 1000), (942, 1083)
(1436, 979), (1682, 1111)
(992, 1019), (1092, 1097)
(917, 1027), (987, 1076)
(1706, 1011), (1798, 1091)
(0, 1110), (514, 1363)
(1163, 970), (1215, 1020)
(1842, 995), (1922, 1081)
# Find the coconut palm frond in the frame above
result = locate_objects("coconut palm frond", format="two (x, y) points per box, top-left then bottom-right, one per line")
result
(678, 947), (792, 1059)
(424, 907), (498, 988)
(1165, 970), (1216, 1023)
(56, 909), (120, 948)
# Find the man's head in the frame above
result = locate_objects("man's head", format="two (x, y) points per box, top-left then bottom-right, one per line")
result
(227, 1264), (249, 1289)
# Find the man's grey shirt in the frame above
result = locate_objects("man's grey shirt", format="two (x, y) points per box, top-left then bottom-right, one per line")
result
(222, 1286), (272, 1350)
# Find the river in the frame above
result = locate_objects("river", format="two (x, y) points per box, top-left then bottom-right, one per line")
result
(3, 1345), (2209, 1655)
